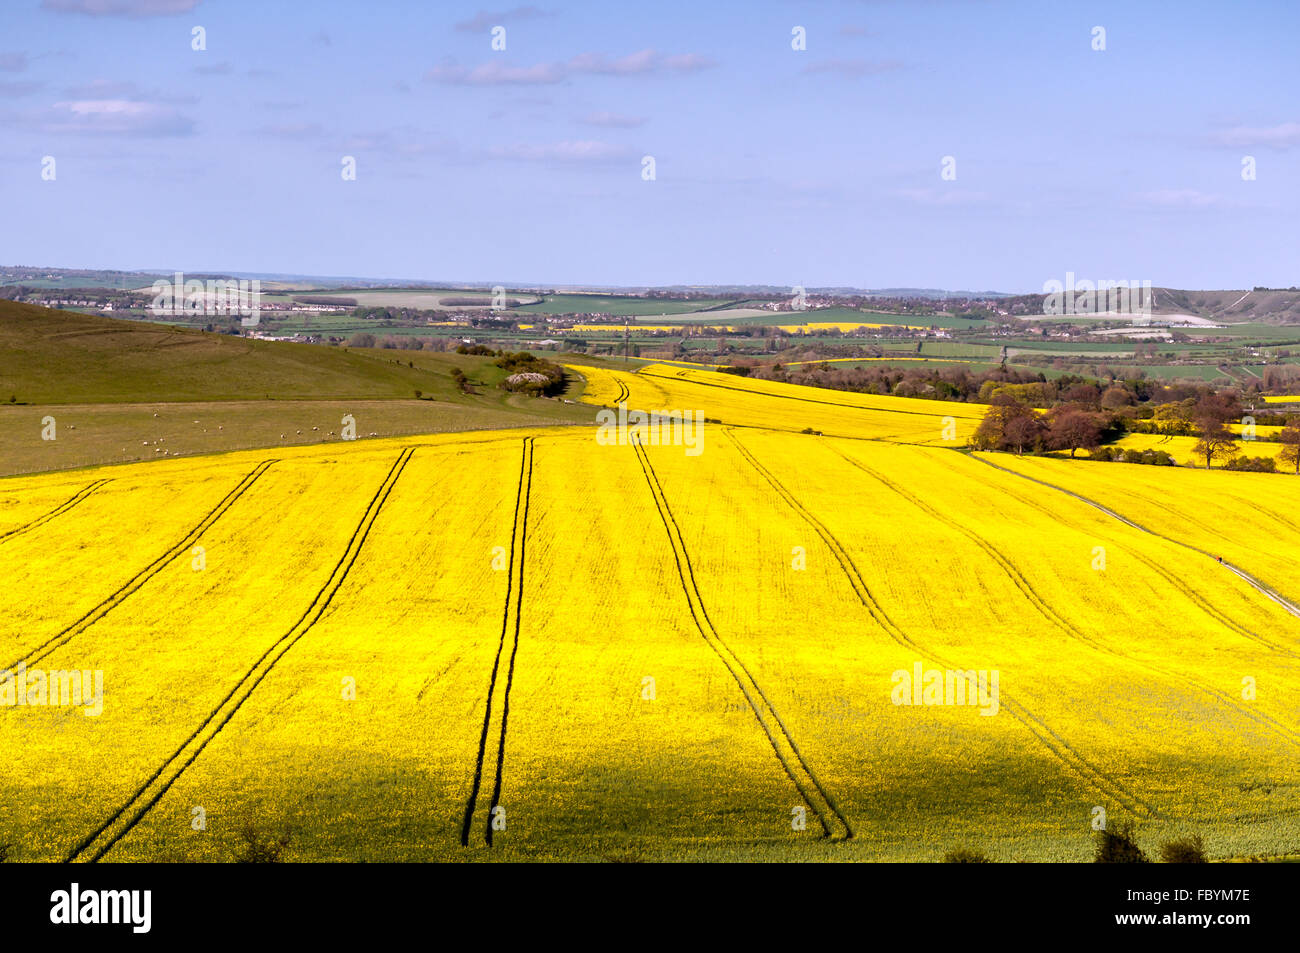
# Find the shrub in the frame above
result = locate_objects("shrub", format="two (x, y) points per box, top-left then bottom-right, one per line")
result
(1160, 835), (1207, 863)
(942, 847), (991, 863)
(1225, 455), (1277, 473)
(1094, 821), (1149, 863)
(233, 823), (290, 863)
(496, 352), (566, 397)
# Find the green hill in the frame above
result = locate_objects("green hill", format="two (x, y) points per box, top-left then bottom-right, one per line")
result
(0, 301), (596, 477)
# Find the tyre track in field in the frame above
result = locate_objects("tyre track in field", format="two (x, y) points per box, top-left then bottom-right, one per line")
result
(963, 453), (1300, 651)
(0, 479), (111, 545)
(832, 446), (1300, 751)
(723, 430), (1159, 821)
(461, 437), (534, 847)
(633, 437), (854, 841)
(5, 461), (276, 675)
(65, 447), (416, 863)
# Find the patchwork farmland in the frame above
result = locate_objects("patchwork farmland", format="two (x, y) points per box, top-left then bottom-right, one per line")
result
(1, 363), (1297, 862)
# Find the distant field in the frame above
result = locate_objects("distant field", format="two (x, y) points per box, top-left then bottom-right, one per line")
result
(260, 289), (542, 310)
(512, 295), (740, 316)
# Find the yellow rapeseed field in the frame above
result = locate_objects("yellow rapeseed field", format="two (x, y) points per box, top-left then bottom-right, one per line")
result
(2, 363), (1297, 862)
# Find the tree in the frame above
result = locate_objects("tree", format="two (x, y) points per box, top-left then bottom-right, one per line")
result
(1280, 425), (1300, 475)
(1193, 392), (1241, 428)
(973, 395), (1044, 452)
(1004, 414), (1046, 455)
(1099, 385), (1135, 409)
(1193, 422), (1238, 469)
(1048, 409), (1103, 458)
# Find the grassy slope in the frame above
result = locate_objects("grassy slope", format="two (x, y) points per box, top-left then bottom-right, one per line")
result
(0, 300), (595, 476)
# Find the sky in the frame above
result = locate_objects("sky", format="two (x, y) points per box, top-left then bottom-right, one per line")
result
(1, 0), (1297, 292)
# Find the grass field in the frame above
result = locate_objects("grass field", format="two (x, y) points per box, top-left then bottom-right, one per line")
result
(3, 349), (1298, 862)
(0, 301), (597, 475)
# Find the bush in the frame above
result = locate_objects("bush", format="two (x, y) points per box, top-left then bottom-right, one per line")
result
(1094, 821), (1149, 863)
(347, 332), (376, 348)
(1160, 835), (1207, 863)
(1225, 455), (1277, 472)
(496, 352), (566, 397)
(233, 822), (290, 863)
(942, 847), (991, 863)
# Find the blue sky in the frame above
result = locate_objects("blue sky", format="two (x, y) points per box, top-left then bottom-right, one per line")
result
(1, 0), (1297, 291)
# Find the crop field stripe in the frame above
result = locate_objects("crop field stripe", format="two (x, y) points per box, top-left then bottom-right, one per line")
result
(724, 431), (1159, 820)
(833, 447), (1300, 751)
(933, 451), (1295, 657)
(485, 438), (534, 846)
(0, 478), (111, 544)
(639, 369), (970, 420)
(965, 453), (1300, 633)
(461, 437), (534, 847)
(6, 461), (276, 674)
(65, 447), (416, 863)
(631, 437), (852, 841)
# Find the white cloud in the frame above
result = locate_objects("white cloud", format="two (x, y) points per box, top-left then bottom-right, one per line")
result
(1208, 122), (1300, 150)
(44, 99), (195, 135)
(894, 187), (989, 206)
(803, 58), (903, 78)
(455, 6), (550, 33)
(486, 139), (632, 162)
(426, 49), (716, 85)
(579, 111), (645, 128)
(42, 0), (200, 16)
